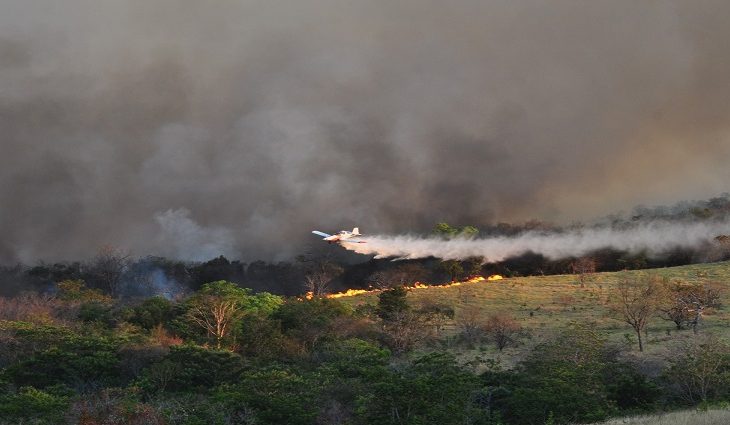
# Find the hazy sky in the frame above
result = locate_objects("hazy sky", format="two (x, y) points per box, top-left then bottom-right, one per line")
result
(1, 1), (729, 262)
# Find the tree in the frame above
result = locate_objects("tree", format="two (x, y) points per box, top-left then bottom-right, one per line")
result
(298, 254), (343, 297)
(433, 222), (459, 239)
(439, 260), (464, 282)
(376, 287), (430, 354)
(273, 298), (353, 351)
(463, 256), (484, 277)
(357, 352), (488, 425)
(659, 280), (694, 330)
(87, 246), (130, 297)
(683, 282), (721, 334)
(494, 325), (618, 424)
(56, 279), (111, 303)
(433, 222), (479, 239)
(664, 337), (730, 403)
(376, 287), (409, 322)
(183, 281), (282, 348)
(571, 257), (596, 288)
(456, 305), (485, 346)
(367, 263), (428, 289)
(0, 386), (70, 424)
(140, 345), (245, 393)
(416, 297), (455, 335)
(126, 296), (175, 330)
(659, 280), (721, 333)
(484, 313), (522, 351)
(609, 275), (664, 352)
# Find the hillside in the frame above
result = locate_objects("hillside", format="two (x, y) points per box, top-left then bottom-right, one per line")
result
(340, 261), (730, 361)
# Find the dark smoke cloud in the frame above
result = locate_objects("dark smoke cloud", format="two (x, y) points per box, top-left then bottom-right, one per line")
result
(1, 0), (730, 263)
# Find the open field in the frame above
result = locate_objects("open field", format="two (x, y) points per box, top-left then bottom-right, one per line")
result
(591, 408), (730, 425)
(341, 261), (730, 363)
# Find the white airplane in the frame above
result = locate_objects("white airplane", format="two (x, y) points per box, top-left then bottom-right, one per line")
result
(312, 227), (366, 244)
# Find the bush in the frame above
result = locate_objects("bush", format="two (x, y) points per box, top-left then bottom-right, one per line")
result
(5, 335), (121, 391)
(78, 301), (114, 325)
(126, 296), (176, 330)
(357, 352), (490, 425)
(139, 345), (245, 393)
(487, 325), (618, 424)
(213, 367), (319, 425)
(0, 386), (70, 424)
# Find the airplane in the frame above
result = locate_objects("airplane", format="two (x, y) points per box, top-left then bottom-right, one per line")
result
(312, 227), (367, 244)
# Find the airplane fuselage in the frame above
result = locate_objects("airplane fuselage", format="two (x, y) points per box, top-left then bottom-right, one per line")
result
(312, 227), (365, 244)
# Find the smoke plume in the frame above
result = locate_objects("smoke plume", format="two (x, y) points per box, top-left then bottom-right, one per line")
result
(1, 1), (730, 262)
(343, 220), (730, 261)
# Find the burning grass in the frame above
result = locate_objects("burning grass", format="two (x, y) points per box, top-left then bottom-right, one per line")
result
(307, 274), (505, 300)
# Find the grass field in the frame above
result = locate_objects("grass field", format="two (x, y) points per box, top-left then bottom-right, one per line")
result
(591, 407), (730, 425)
(341, 261), (730, 364)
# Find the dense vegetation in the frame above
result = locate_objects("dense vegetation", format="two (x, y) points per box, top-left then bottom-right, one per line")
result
(2, 262), (730, 424)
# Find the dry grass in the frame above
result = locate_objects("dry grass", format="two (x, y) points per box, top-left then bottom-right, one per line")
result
(592, 408), (730, 425)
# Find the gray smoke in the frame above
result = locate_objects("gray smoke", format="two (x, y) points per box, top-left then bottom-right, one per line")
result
(343, 220), (730, 261)
(1, 1), (730, 263)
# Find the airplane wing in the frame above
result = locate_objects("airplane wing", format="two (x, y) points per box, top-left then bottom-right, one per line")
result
(340, 239), (367, 244)
(312, 230), (332, 238)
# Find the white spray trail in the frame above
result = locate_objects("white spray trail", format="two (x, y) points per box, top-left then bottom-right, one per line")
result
(343, 220), (730, 261)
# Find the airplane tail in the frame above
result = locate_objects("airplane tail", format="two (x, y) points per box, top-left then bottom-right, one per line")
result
(352, 227), (360, 235)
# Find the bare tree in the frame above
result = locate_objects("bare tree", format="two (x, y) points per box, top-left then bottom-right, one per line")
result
(299, 254), (344, 297)
(368, 263), (428, 289)
(381, 310), (431, 354)
(367, 270), (391, 289)
(609, 275), (664, 352)
(457, 305), (485, 346)
(88, 246), (130, 297)
(683, 282), (722, 334)
(416, 296), (455, 335)
(484, 313), (522, 351)
(571, 257), (596, 288)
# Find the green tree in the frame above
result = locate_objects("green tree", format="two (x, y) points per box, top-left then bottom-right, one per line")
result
(182, 281), (282, 348)
(126, 296), (176, 330)
(273, 297), (352, 351)
(439, 260), (464, 282)
(433, 222), (460, 238)
(460, 225), (479, 238)
(376, 286), (410, 322)
(56, 279), (111, 303)
(433, 222), (479, 239)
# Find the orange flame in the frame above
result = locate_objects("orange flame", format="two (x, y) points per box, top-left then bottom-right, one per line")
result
(327, 288), (372, 299)
(303, 274), (505, 299)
